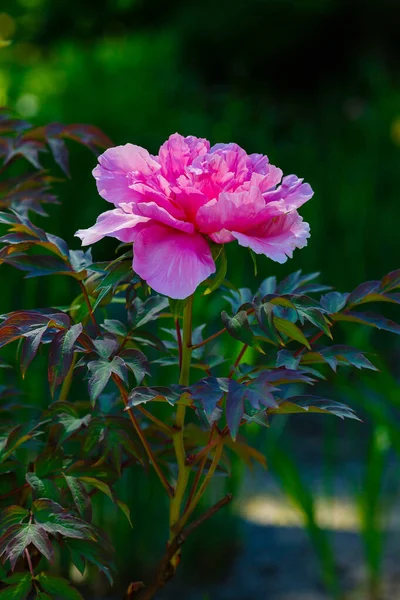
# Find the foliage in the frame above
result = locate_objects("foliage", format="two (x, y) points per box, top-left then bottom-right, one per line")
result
(0, 110), (399, 599)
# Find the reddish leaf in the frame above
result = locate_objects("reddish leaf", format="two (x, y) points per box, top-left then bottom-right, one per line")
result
(48, 324), (83, 396)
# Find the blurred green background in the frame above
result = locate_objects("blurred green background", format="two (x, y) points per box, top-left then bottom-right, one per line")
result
(1, 0), (400, 598)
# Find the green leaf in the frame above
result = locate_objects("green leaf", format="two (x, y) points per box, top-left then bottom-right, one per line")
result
(77, 477), (113, 501)
(56, 413), (91, 441)
(347, 281), (380, 307)
(119, 349), (149, 384)
(48, 324), (83, 396)
(204, 247), (227, 295)
(320, 291), (349, 313)
(36, 573), (84, 600)
(126, 385), (182, 408)
(0, 573), (32, 600)
(87, 356), (127, 404)
(35, 594), (52, 600)
(221, 310), (254, 345)
(134, 296), (169, 329)
(66, 539), (113, 586)
(0, 523), (53, 568)
(273, 316), (311, 349)
(20, 324), (49, 378)
(333, 311), (400, 335)
(63, 475), (92, 522)
(276, 349), (301, 370)
(0, 507), (29, 536)
(253, 299), (283, 345)
(379, 269), (400, 293)
(270, 395), (360, 421)
(93, 259), (132, 290)
(35, 448), (63, 478)
(116, 500), (133, 528)
(100, 319), (127, 337)
(25, 473), (59, 501)
(32, 499), (95, 540)
(296, 307), (332, 338)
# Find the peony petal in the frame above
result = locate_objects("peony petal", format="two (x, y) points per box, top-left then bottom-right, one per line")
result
(196, 187), (266, 234)
(133, 224), (215, 299)
(132, 201), (195, 233)
(158, 133), (210, 181)
(232, 212), (310, 264)
(75, 209), (149, 246)
(263, 174), (314, 210)
(93, 143), (160, 206)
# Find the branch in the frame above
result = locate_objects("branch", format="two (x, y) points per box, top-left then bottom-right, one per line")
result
(132, 494), (233, 600)
(113, 375), (174, 498)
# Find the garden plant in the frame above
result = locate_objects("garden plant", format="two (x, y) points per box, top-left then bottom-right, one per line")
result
(0, 110), (400, 600)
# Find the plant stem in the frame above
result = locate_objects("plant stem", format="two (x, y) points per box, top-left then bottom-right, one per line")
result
(179, 435), (224, 529)
(175, 318), (182, 369)
(79, 281), (101, 335)
(112, 374), (174, 498)
(135, 494), (232, 600)
(137, 405), (174, 436)
(228, 343), (249, 377)
(190, 327), (226, 350)
(25, 548), (35, 577)
(169, 295), (193, 567)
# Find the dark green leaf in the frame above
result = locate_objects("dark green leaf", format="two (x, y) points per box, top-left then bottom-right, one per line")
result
(87, 356), (127, 404)
(62, 475), (92, 522)
(270, 395), (360, 421)
(119, 349), (149, 384)
(25, 473), (59, 500)
(320, 291), (349, 313)
(273, 316), (310, 349)
(0, 572), (31, 600)
(48, 324), (83, 396)
(36, 573), (83, 600)
(134, 296), (169, 329)
(0, 523), (53, 568)
(221, 310), (254, 345)
(333, 311), (400, 335)
(66, 539), (113, 586)
(32, 499), (95, 541)
(347, 281), (380, 306)
(0, 507), (29, 536)
(127, 385), (182, 407)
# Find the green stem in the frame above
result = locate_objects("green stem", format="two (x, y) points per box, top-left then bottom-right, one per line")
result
(169, 295), (194, 566)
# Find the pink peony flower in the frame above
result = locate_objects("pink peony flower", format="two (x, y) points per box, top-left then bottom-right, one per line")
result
(76, 134), (312, 299)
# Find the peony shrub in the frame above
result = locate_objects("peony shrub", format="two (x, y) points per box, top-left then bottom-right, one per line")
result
(0, 116), (399, 600)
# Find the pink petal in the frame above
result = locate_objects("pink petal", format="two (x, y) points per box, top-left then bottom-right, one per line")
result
(264, 175), (314, 210)
(93, 143), (160, 206)
(132, 202), (195, 233)
(196, 187), (266, 234)
(133, 225), (215, 299)
(75, 209), (149, 246)
(158, 133), (210, 181)
(232, 212), (310, 264)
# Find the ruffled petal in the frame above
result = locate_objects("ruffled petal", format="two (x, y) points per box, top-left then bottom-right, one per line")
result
(196, 187), (266, 234)
(264, 175), (314, 210)
(133, 224), (215, 299)
(93, 143), (160, 205)
(232, 212), (310, 264)
(132, 202), (195, 233)
(158, 133), (210, 181)
(75, 209), (149, 246)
